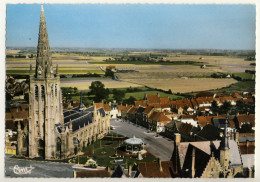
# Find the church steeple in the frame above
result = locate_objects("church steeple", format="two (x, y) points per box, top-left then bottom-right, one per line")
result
(219, 119), (230, 150)
(35, 4), (54, 78)
(78, 92), (85, 112)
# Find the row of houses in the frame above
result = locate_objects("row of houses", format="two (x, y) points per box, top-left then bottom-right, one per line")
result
(86, 93), (254, 136)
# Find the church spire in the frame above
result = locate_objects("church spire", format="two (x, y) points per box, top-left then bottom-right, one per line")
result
(78, 92), (85, 112)
(35, 4), (54, 78)
(220, 119), (230, 150)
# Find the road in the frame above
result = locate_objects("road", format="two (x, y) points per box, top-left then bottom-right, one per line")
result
(5, 155), (74, 178)
(111, 119), (174, 161)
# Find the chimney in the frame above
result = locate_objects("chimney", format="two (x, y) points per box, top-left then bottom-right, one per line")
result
(158, 159), (163, 172)
(248, 167), (252, 178)
(235, 131), (239, 143)
(191, 147), (195, 178)
(174, 133), (181, 144)
(73, 170), (77, 178)
(106, 166), (113, 176)
(128, 164), (132, 176)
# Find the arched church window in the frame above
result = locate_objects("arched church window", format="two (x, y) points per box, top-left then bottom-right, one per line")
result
(55, 85), (57, 96)
(35, 86), (38, 100)
(51, 85), (54, 96)
(41, 85), (45, 99)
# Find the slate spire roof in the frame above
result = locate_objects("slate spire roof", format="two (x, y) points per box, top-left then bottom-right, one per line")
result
(219, 119), (230, 150)
(35, 5), (54, 78)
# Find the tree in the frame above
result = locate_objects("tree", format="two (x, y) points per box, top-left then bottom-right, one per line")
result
(211, 100), (219, 114)
(219, 101), (232, 114)
(239, 124), (254, 133)
(61, 87), (80, 101)
(89, 81), (109, 102)
(123, 96), (136, 105)
(235, 100), (249, 114)
(112, 89), (125, 103)
(105, 69), (115, 79)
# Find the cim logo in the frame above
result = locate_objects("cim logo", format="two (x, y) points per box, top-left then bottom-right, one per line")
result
(10, 165), (35, 175)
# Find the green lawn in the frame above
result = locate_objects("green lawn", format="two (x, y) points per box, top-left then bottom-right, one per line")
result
(75, 132), (157, 168)
(81, 139), (119, 153)
(94, 147), (115, 155)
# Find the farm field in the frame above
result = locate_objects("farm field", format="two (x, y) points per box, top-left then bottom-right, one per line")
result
(6, 50), (255, 93)
(61, 78), (141, 90)
(118, 77), (238, 93)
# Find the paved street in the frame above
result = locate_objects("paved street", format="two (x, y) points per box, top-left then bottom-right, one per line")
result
(5, 155), (74, 178)
(111, 119), (174, 161)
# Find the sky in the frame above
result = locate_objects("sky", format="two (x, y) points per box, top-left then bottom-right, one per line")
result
(6, 4), (256, 50)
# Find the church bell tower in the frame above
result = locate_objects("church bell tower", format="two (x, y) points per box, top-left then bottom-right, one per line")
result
(28, 5), (64, 159)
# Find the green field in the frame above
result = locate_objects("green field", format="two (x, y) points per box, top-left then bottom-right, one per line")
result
(124, 90), (185, 100)
(206, 81), (255, 95)
(107, 87), (185, 100)
(231, 72), (255, 80)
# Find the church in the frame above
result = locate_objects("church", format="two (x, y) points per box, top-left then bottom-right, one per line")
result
(16, 5), (110, 160)
(172, 120), (244, 178)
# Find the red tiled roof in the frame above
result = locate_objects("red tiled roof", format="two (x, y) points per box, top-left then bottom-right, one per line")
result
(239, 142), (255, 154)
(143, 106), (154, 114)
(6, 120), (15, 130)
(134, 100), (147, 107)
(146, 94), (160, 104)
(218, 96), (235, 103)
(243, 97), (254, 104)
(196, 91), (214, 97)
(138, 161), (178, 178)
(94, 103), (111, 111)
(196, 116), (213, 127)
(117, 104), (131, 112)
(236, 114), (255, 127)
(160, 97), (170, 104)
(128, 107), (137, 114)
(6, 113), (12, 120)
(160, 103), (171, 108)
(232, 92), (242, 98)
(149, 111), (171, 122)
(163, 110), (171, 115)
(20, 104), (29, 111)
(94, 103), (104, 109)
(181, 114), (197, 120)
(239, 133), (255, 137)
(180, 123), (193, 135)
(172, 99), (194, 109)
(11, 111), (28, 120)
(103, 104), (111, 111)
(148, 103), (162, 108)
(10, 107), (20, 113)
(106, 65), (116, 70)
(190, 98), (199, 107)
